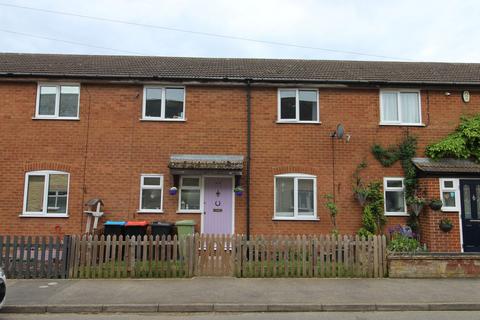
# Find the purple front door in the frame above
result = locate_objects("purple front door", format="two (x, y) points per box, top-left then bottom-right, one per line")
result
(203, 177), (233, 235)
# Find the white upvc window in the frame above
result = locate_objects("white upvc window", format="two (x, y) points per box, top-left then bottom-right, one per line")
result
(142, 86), (185, 121)
(440, 178), (460, 212)
(274, 174), (317, 220)
(178, 176), (202, 213)
(139, 174), (164, 213)
(22, 170), (70, 217)
(380, 90), (422, 125)
(277, 89), (319, 123)
(35, 83), (80, 119)
(383, 177), (407, 216)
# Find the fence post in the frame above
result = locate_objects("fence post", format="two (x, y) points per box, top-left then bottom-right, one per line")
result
(62, 235), (70, 279)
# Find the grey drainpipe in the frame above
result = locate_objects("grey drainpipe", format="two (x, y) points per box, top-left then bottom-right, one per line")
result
(246, 80), (252, 239)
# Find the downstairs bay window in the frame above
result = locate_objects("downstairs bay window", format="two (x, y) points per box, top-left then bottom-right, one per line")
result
(22, 171), (70, 217)
(274, 174), (317, 220)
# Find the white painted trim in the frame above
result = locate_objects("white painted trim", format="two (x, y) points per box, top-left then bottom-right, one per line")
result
(178, 176), (203, 213)
(139, 174), (164, 213)
(383, 177), (407, 216)
(273, 217), (320, 221)
(35, 83), (80, 120)
(142, 86), (185, 121)
(273, 173), (317, 220)
(379, 89), (422, 126)
(201, 175), (235, 235)
(277, 88), (320, 123)
(22, 170), (70, 217)
(439, 178), (461, 212)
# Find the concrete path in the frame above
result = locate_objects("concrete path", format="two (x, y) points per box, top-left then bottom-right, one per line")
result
(3, 278), (480, 313)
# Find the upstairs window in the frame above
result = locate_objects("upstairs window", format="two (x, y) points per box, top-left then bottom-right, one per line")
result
(139, 175), (163, 213)
(142, 86), (185, 121)
(380, 90), (421, 125)
(23, 171), (70, 216)
(36, 84), (80, 119)
(274, 174), (317, 220)
(383, 177), (407, 215)
(278, 89), (319, 123)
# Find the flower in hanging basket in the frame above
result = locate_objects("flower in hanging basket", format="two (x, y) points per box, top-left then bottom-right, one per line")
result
(354, 188), (368, 207)
(169, 187), (178, 195)
(234, 186), (243, 196)
(439, 217), (453, 232)
(429, 199), (443, 211)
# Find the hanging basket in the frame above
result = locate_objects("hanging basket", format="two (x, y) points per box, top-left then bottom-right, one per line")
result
(439, 221), (453, 232)
(410, 203), (424, 216)
(429, 200), (443, 211)
(169, 187), (178, 196)
(355, 192), (368, 207)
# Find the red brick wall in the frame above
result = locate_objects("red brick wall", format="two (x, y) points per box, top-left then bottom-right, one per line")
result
(418, 178), (462, 252)
(0, 81), (479, 252)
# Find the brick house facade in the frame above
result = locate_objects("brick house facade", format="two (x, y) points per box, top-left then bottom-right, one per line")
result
(1, 53), (480, 252)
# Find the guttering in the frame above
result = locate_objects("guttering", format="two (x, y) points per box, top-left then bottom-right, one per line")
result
(245, 79), (252, 239)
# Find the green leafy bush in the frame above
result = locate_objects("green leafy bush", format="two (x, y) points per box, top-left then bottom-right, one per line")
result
(426, 115), (480, 162)
(388, 235), (423, 253)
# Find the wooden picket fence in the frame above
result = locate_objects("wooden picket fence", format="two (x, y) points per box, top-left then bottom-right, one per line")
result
(66, 234), (387, 278)
(0, 235), (70, 278)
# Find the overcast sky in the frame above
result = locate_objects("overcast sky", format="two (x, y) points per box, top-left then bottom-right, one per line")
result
(0, 0), (479, 62)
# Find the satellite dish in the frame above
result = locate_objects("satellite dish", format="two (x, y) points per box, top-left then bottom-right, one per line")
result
(336, 124), (345, 139)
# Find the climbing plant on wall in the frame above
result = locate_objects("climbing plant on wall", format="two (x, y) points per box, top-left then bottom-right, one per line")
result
(352, 161), (386, 237)
(371, 135), (420, 231)
(426, 114), (480, 162)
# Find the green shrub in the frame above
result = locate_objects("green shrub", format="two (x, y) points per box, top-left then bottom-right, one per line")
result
(388, 234), (423, 253)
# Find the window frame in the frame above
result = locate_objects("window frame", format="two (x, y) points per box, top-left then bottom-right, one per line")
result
(277, 88), (320, 124)
(379, 89), (422, 126)
(22, 170), (70, 217)
(138, 174), (164, 213)
(142, 86), (186, 121)
(35, 83), (80, 120)
(178, 176), (203, 213)
(439, 178), (460, 212)
(273, 173), (318, 220)
(383, 177), (408, 216)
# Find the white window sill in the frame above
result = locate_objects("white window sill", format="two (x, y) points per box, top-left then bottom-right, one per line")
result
(137, 210), (163, 214)
(276, 120), (321, 124)
(140, 118), (186, 122)
(384, 213), (409, 217)
(177, 210), (202, 214)
(441, 207), (460, 212)
(379, 122), (425, 127)
(32, 117), (80, 121)
(19, 213), (69, 218)
(272, 217), (319, 221)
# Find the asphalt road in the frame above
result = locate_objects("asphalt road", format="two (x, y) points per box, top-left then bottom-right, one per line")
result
(1, 312), (480, 320)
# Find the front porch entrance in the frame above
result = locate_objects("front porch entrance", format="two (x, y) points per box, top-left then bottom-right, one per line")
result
(460, 180), (480, 252)
(202, 176), (234, 235)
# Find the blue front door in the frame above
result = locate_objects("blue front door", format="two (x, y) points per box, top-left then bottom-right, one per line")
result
(460, 180), (480, 252)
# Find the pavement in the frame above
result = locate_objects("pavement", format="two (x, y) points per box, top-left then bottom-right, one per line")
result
(2, 278), (480, 314)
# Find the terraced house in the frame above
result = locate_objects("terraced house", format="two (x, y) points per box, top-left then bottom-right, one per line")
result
(1, 52), (480, 253)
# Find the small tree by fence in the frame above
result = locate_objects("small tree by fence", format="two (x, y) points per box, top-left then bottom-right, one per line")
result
(0, 234), (388, 279)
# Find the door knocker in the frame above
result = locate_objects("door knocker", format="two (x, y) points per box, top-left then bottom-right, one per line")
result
(215, 200), (222, 207)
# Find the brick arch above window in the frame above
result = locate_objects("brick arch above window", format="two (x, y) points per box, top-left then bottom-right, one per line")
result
(272, 165), (321, 176)
(23, 161), (73, 173)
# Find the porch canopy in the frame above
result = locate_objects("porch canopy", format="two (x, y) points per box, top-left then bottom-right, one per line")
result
(412, 157), (480, 177)
(168, 154), (244, 176)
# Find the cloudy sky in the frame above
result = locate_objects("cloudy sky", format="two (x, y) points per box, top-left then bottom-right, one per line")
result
(0, 0), (479, 62)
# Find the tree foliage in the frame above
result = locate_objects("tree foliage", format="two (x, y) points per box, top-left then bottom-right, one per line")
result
(426, 115), (480, 162)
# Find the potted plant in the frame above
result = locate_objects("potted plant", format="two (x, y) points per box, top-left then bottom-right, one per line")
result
(234, 186), (243, 196)
(410, 196), (426, 216)
(439, 217), (453, 232)
(429, 199), (443, 211)
(354, 187), (368, 207)
(169, 187), (178, 196)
